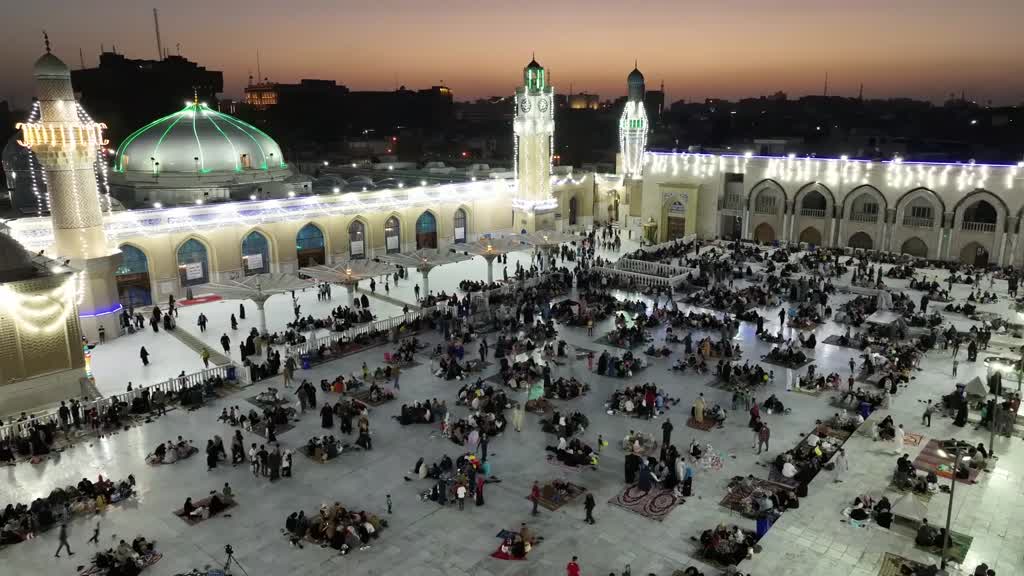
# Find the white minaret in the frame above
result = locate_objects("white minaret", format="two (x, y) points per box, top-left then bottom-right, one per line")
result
(18, 38), (122, 341)
(619, 63), (648, 180)
(513, 56), (556, 232)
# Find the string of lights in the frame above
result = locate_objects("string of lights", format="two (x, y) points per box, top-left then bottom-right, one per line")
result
(0, 271), (83, 334)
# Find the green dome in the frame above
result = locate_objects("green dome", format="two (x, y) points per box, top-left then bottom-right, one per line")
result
(114, 102), (285, 175)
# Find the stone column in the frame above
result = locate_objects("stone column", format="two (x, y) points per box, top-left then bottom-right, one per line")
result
(256, 299), (268, 336)
(1006, 217), (1020, 268)
(940, 212), (955, 260)
(483, 254), (498, 283)
(345, 284), (356, 307)
(886, 208), (897, 252)
(742, 208), (751, 239)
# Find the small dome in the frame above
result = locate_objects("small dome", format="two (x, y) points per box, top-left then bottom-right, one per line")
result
(114, 103), (285, 175)
(628, 67), (644, 83)
(0, 234), (36, 282)
(526, 58), (543, 70)
(33, 52), (71, 80)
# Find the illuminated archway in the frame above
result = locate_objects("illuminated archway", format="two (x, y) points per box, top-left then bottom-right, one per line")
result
(116, 244), (152, 306)
(241, 230), (271, 275)
(296, 223), (326, 266)
(416, 211), (438, 249)
(177, 238), (210, 287)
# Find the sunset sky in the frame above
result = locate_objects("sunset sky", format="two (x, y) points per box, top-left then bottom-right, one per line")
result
(3, 0), (1023, 108)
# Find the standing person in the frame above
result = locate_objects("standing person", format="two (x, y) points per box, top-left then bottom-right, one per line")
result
(894, 423), (905, 454)
(479, 432), (489, 462)
(952, 359), (959, 377)
(831, 448), (848, 483)
(512, 403), (523, 432)
(230, 314), (238, 330)
(778, 307), (786, 329)
(54, 523), (73, 557)
(456, 483), (466, 510)
(200, 347), (211, 368)
(567, 556), (581, 576)
(206, 439), (218, 471)
(922, 400), (934, 427)
(248, 444), (259, 478)
(661, 418), (674, 453)
(283, 360), (294, 388)
(220, 333), (230, 354)
(87, 521), (100, 544)
(393, 364), (400, 391)
(197, 313), (207, 332)
(139, 346), (150, 366)
(530, 481), (541, 515)
(848, 357), (856, 374)
(693, 393), (706, 423)
(414, 284), (420, 301)
(757, 422), (770, 454)
(239, 303), (246, 320)
(951, 335), (960, 359)
(584, 493), (596, 525)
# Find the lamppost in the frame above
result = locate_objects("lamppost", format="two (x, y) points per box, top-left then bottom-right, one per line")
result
(935, 445), (966, 572)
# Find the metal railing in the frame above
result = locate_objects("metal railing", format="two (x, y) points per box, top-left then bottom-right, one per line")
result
(0, 364), (240, 442)
(962, 221), (997, 233)
(848, 212), (878, 223)
(902, 217), (934, 228)
(615, 258), (696, 279)
(754, 205), (778, 215)
(721, 195), (746, 211)
(800, 208), (827, 218)
(638, 234), (697, 254)
(592, 266), (690, 289)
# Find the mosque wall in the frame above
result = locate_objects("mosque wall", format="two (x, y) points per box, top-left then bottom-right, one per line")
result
(639, 154), (1024, 266)
(551, 174), (595, 231)
(112, 195), (513, 303)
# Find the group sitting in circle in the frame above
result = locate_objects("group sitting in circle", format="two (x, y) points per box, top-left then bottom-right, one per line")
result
(146, 436), (199, 465)
(284, 502), (386, 554)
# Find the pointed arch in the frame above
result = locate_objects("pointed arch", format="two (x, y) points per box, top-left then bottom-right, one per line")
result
(896, 187), (944, 228)
(384, 213), (402, 254)
(747, 179), (787, 214)
(842, 184), (887, 219)
(296, 222), (326, 266)
(795, 182), (835, 217)
(954, 189), (1007, 233)
(848, 231), (873, 250)
(348, 217), (368, 259)
(798, 226), (822, 246)
(416, 210), (438, 249)
(176, 236), (212, 287)
(241, 228), (272, 275)
(900, 236), (928, 258)
(453, 207), (468, 243)
(116, 243), (153, 307)
(753, 222), (776, 243)
(568, 196), (578, 226)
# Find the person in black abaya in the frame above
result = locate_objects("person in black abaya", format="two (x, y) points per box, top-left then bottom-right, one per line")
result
(361, 294), (370, 309)
(320, 403), (334, 429)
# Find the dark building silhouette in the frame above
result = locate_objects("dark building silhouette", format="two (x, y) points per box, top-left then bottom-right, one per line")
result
(71, 52), (223, 143)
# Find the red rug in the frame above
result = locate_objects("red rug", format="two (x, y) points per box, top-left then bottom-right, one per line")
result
(687, 417), (717, 432)
(178, 295), (222, 306)
(912, 439), (980, 484)
(607, 484), (681, 522)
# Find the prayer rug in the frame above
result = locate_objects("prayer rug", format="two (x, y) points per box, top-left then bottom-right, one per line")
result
(297, 444), (347, 463)
(760, 356), (814, 370)
(877, 552), (929, 576)
(687, 417), (717, 432)
(593, 334), (644, 350)
(78, 552), (162, 576)
(525, 481), (586, 511)
(719, 477), (787, 518)
(821, 426), (854, 443)
(173, 497), (237, 526)
(178, 294), (222, 306)
(903, 432), (924, 447)
(247, 421), (295, 439)
(766, 467), (801, 490)
(791, 386), (826, 397)
(607, 484), (681, 522)
(916, 530), (972, 564)
(545, 454), (593, 473)
(244, 393), (291, 409)
(885, 481), (934, 504)
(822, 334), (863, 350)
(349, 389), (396, 407)
(912, 440), (980, 484)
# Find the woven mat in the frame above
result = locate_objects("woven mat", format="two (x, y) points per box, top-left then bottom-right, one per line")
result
(687, 417), (717, 432)
(761, 356), (814, 370)
(593, 334), (644, 350)
(719, 477), (787, 518)
(791, 386), (826, 397)
(348, 389), (395, 407)
(525, 482), (587, 511)
(79, 552), (162, 576)
(916, 530), (973, 564)
(903, 432), (924, 447)
(822, 334), (863, 349)
(912, 440), (980, 484)
(607, 484), (681, 522)
(173, 498), (237, 525)
(885, 481), (934, 504)
(877, 552), (930, 576)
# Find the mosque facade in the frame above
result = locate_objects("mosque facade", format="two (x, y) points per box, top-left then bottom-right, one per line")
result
(5, 52), (1024, 339)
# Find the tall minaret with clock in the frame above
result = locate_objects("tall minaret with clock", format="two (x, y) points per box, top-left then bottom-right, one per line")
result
(513, 56), (556, 232)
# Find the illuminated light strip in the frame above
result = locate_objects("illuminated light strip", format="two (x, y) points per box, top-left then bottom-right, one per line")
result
(115, 108), (183, 171)
(191, 104), (206, 172)
(0, 272), (82, 334)
(151, 111), (188, 164)
(204, 108), (241, 171)
(214, 106), (269, 168)
(79, 303), (123, 318)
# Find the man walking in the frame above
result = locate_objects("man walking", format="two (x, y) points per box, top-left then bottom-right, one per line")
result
(922, 400), (934, 427)
(831, 448), (848, 483)
(512, 404), (523, 432)
(530, 481), (541, 515)
(393, 364), (400, 391)
(567, 556), (581, 576)
(756, 422), (770, 454)
(584, 493), (596, 525)
(87, 521), (100, 544)
(54, 523), (73, 557)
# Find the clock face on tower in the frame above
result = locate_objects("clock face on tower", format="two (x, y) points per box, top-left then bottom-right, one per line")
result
(520, 99), (532, 114)
(538, 97), (549, 112)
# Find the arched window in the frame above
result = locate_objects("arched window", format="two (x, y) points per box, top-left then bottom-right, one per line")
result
(568, 197), (577, 225)
(416, 211), (438, 249)
(349, 220), (366, 259)
(453, 208), (467, 244)
(241, 230), (270, 275)
(116, 244), (152, 306)
(296, 223), (326, 266)
(177, 238), (210, 287)
(384, 216), (401, 254)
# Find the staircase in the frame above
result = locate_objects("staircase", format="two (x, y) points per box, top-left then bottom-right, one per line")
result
(167, 326), (234, 367)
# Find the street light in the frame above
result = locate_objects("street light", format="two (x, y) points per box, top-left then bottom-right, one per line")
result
(935, 445), (968, 572)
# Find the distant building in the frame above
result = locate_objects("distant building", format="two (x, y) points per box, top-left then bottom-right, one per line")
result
(568, 92), (600, 110)
(71, 52), (223, 142)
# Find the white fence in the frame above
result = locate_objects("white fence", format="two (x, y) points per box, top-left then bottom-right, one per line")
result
(615, 258), (696, 278)
(638, 234), (697, 254)
(0, 364), (241, 442)
(592, 266), (690, 289)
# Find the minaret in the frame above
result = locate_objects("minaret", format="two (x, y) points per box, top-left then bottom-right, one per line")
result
(512, 55), (556, 232)
(17, 38), (122, 340)
(619, 62), (648, 180)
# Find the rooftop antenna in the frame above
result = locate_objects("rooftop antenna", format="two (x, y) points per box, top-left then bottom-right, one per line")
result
(153, 8), (163, 61)
(858, 82), (863, 101)
(79, 47), (85, 69)
(823, 71), (829, 97)
(43, 30), (51, 53)
(256, 49), (262, 85)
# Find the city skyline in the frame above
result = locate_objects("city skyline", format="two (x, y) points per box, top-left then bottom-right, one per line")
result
(3, 0), (1024, 108)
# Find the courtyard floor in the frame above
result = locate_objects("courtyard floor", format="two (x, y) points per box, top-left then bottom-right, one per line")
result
(4, 239), (1024, 576)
